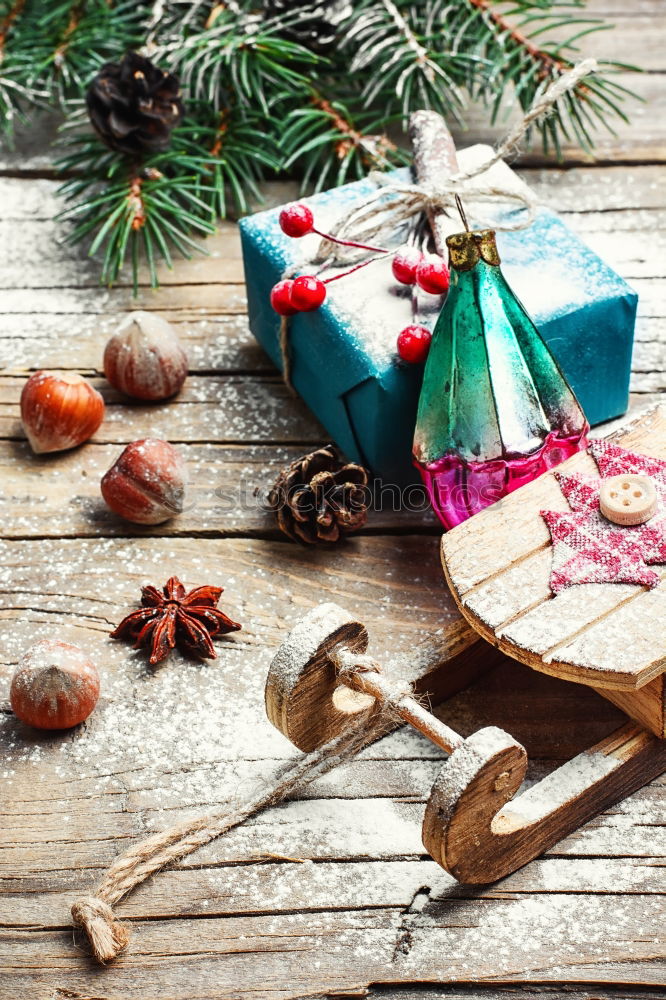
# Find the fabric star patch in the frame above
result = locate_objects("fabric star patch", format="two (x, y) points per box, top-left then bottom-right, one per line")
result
(541, 442), (666, 594)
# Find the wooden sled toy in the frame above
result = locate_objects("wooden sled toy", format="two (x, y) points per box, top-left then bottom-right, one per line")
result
(266, 406), (666, 884)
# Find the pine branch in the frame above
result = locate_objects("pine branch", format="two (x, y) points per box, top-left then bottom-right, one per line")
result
(0, 0), (26, 56)
(0, 0), (639, 288)
(341, 0), (475, 124)
(0, 0), (147, 120)
(341, 0), (636, 154)
(28, 0), (148, 101)
(282, 94), (404, 191)
(451, 0), (635, 154)
(158, 7), (318, 114)
(56, 100), (280, 291)
(58, 156), (216, 294)
(0, 0), (39, 135)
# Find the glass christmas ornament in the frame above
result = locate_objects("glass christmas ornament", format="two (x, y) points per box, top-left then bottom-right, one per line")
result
(413, 229), (589, 530)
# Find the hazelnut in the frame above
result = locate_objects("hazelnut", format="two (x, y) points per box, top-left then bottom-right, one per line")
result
(20, 371), (105, 454)
(101, 438), (187, 524)
(104, 311), (188, 401)
(10, 639), (100, 730)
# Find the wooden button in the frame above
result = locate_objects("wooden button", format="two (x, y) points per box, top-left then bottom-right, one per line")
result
(599, 474), (658, 526)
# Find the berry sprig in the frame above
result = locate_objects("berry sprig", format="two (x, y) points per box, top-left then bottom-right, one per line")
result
(271, 202), (392, 317)
(271, 202), (451, 365)
(278, 203), (388, 254)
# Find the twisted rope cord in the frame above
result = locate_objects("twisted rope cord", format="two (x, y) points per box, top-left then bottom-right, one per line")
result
(71, 705), (395, 963)
(461, 57), (598, 180)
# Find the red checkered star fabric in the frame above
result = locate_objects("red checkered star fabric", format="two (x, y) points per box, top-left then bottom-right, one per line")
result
(541, 441), (666, 594)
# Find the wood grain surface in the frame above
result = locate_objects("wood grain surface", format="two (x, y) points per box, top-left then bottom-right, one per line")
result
(1, 3), (665, 997)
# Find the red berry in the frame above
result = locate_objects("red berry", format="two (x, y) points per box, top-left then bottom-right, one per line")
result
(279, 203), (314, 238)
(415, 254), (450, 295)
(392, 246), (423, 285)
(397, 325), (432, 364)
(270, 279), (298, 316)
(291, 275), (327, 312)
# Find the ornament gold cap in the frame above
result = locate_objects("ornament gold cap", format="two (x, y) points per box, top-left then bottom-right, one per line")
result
(446, 229), (501, 271)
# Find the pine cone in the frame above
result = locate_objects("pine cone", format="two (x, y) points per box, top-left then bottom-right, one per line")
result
(262, 0), (352, 52)
(268, 445), (370, 545)
(86, 51), (184, 157)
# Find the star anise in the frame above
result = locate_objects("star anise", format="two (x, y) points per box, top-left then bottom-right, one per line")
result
(111, 576), (242, 665)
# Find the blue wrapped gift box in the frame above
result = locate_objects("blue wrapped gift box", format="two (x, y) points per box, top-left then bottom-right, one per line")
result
(239, 150), (637, 486)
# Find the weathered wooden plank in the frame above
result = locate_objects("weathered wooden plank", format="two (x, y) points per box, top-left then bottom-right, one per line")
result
(0, 533), (475, 693)
(0, 313), (269, 374)
(4, 308), (657, 377)
(587, 0), (666, 10)
(2, 780), (662, 877)
(0, 374), (325, 445)
(631, 367), (666, 395)
(0, 657), (633, 798)
(1, 853), (663, 933)
(10, 778), (661, 891)
(0, 656), (632, 799)
(1, 892), (664, 1000)
(45, 272), (621, 327)
(0, 440), (437, 538)
(2, 166), (666, 281)
(0, 398), (663, 542)
(1, 321), (660, 389)
(0, 218), (244, 289)
(365, 992), (666, 1000)
(560, 16), (666, 72)
(1, 200), (666, 292)
(0, 303), (660, 391)
(0, 364), (662, 456)
(0, 282), (248, 315)
(523, 164), (666, 214)
(0, 220), (662, 303)
(8, 737), (658, 850)
(505, 1), (666, 73)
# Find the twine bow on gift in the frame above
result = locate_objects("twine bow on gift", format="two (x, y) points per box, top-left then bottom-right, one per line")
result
(278, 58), (598, 388)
